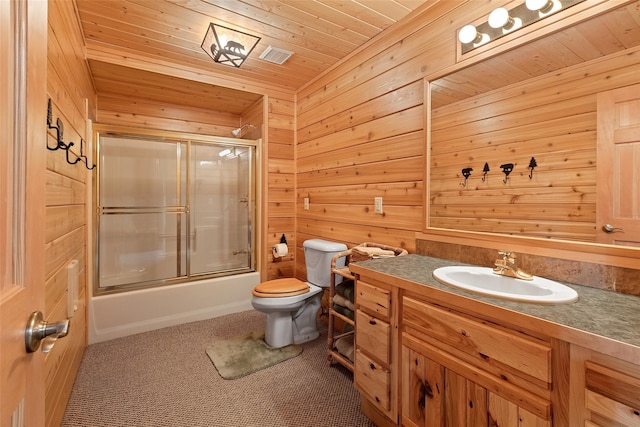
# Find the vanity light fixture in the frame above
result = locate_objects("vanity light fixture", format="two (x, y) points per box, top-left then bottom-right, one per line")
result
(201, 23), (261, 68)
(458, 0), (584, 54)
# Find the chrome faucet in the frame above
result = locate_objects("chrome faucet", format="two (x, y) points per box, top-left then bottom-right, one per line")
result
(493, 250), (533, 281)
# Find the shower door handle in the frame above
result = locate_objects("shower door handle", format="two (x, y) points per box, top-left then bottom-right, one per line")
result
(25, 311), (70, 353)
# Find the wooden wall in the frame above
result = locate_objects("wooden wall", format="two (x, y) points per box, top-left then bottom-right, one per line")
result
(294, 0), (473, 277)
(46, 1), (96, 425)
(265, 96), (296, 279)
(294, 0), (638, 278)
(96, 94), (241, 137)
(430, 46), (640, 242)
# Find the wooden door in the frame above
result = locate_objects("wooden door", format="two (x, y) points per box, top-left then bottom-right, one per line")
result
(1, 1), (48, 426)
(596, 84), (640, 246)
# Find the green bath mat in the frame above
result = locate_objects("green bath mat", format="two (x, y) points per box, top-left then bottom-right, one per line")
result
(206, 331), (303, 380)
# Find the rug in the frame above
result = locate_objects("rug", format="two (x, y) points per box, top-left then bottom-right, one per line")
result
(206, 331), (303, 380)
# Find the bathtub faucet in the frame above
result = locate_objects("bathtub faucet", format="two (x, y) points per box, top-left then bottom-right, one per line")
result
(493, 250), (533, 281)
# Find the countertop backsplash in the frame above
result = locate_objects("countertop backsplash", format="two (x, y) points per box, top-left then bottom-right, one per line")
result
(416, 238), (640, 297)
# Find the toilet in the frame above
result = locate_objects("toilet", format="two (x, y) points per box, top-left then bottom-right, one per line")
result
(251, 239), (347, 348)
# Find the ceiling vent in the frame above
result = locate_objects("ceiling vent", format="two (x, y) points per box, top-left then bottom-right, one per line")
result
(258, 46), (293, 65)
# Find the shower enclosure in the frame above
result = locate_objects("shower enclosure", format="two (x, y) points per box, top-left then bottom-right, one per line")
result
(96, 134), (256, 293)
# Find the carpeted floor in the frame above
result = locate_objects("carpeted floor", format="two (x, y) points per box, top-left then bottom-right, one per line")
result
(61, 310), (375, 427)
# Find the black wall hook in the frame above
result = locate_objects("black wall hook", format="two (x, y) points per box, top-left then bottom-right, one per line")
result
(500, 163), (514, 184)
(47, 98), (96, 170)
(481, 162), (490, 182)
(280, 234), (287, 245)
(460, 167), (473, 187)
(528, 157), (537, 179)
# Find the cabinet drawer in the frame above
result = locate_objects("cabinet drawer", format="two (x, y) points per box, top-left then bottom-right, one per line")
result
(403, 296), (551, 384)
(356, 309), (390, 365)
(357, 281), (390, 319)
(585, 361), (640, 425)
(355, 349), (390, 411)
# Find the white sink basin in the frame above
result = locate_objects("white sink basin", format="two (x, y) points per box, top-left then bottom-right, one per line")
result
(432, 266), (579, 304)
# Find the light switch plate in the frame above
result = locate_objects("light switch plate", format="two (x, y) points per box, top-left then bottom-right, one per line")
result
(304, 197), (309, 210)
(374, 197), (383, 214)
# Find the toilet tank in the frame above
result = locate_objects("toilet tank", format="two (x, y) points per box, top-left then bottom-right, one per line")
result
(303, 239), (348, 287)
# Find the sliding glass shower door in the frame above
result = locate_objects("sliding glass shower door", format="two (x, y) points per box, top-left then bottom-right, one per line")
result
(96, 134), (255, 293)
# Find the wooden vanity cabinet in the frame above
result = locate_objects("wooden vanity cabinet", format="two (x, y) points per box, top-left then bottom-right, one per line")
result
(354, 277), (399, 426)
(570, 344), (640, 426)
(401, 294), (555, 427)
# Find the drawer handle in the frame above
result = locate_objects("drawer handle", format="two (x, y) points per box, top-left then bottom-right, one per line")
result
(369, 319), (377, 325)
(369, 363), (376, 370)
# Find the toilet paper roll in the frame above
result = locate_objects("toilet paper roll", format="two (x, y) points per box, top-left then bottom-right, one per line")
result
(272, 243), (288, 258)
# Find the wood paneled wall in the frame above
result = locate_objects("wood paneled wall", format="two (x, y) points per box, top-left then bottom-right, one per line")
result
(264, 96), (296, 279)
(431, 46), (640, 242)
(294, 0), (638, 278)
(294, 1), (475, 276)
(46, 1), (95, 425)
(96, 94), (241, 136)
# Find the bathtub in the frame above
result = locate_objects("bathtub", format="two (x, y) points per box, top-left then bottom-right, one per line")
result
(88, 272), (260, 343)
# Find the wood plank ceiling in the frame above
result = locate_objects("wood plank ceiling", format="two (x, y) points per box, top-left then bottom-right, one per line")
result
(76, 0), (429, 114)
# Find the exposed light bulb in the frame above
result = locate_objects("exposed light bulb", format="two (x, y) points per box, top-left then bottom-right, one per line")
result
(458, 24), (480, 44)
(488, 8), (511, 29)
(525, 0), (559, 14)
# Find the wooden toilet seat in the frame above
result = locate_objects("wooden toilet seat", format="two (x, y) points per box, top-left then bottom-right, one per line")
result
(252, 278), (310, 298)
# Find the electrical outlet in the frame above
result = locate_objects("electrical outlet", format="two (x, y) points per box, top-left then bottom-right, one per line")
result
(303, 197), (309, 210)
(374, 197), (383, 214)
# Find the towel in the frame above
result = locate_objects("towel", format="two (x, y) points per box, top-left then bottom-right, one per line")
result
(335, 281), (354, 302)
(333, 294), (355, 311)
(332, 304), (354, 320)
(334, 336), (354, 362)
(352, 246), (396, 258)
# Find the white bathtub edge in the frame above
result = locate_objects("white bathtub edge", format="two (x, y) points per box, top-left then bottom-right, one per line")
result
(88, 272), (260, 344)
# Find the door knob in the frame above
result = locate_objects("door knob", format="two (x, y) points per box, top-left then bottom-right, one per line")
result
(602, 224), (624, 233)
(25, 311), (70, 353)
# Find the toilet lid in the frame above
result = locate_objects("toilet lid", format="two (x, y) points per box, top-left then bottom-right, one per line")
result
(252, 278), (310, 298)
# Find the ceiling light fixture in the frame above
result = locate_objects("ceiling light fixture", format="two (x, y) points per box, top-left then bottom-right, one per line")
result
(201, 23), (261, 68)
(458, 0), (583, 54)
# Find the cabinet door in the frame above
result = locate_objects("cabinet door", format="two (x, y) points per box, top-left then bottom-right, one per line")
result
(401, 344), (551, 427)
(584, 361), (640, 426)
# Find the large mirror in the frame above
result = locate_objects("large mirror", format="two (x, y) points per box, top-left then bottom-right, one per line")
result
(428, 1), (640, 249)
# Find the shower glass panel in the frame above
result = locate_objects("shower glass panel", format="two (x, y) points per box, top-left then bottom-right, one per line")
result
(190, 144), (252, 274)
(97, 135), (255, 293)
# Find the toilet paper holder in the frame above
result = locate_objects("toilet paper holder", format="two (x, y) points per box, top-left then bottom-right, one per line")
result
(272, 234), (289, 259)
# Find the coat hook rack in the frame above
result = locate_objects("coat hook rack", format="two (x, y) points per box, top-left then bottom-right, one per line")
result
(528, 157), (537, 179)
(500, 163), (514, 184)
(481, 162), (490, 182)
(46, 98), (96, 170)
(460, 167), (473, 187)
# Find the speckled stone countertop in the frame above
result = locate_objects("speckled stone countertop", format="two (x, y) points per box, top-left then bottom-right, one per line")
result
(350, 254), (640, 352)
